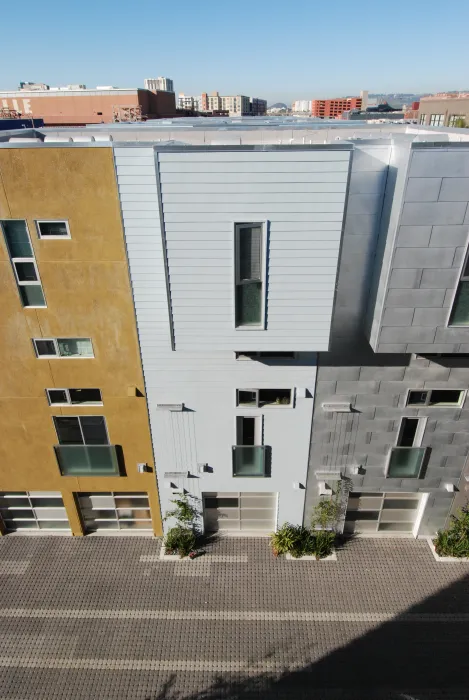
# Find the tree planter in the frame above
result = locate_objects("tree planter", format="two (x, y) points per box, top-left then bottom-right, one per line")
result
(284, 550), (337, 561)
(159, 546), (201, 560)
(426, 537), (469, 563)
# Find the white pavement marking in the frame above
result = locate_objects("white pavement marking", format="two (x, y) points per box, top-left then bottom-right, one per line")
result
(0, 657), (304, 672)
(140, 554), (249, 563)
(0, 608), (468, 622)
(0, 561), (30, 575)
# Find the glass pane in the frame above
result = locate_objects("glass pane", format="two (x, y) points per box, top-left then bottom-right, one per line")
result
(30, 497), (64, 508)
(450, 282), (469, 325)
(398, 418), (418, 447)
(117, 509), (151, 520)
(15, 261), (38, 282)
(429, 390), (462, 406)
(114, 497), (149, 508)
(4, 520), (38, 530)
(407, 391), (427, 405)
(345, 511), (380, 522)
(387, 447), (426, 478)
(38, 221), (68, 237)
(48, 390), (68, 404)
(236, 282), (262, 326)
(0, 495), (30, 508)
(54, 445), (119, 476)
(232, 446), (265, 477)
(258, 389), (291, 406)
(2, 220), (33, 257)
(20, 285), (46, 307)
(35, 339), (56, 356)
(69, 388), (102, 404)
(237, 390), (257, 406)
(238, 226), (261, 280)
(80, 416), (108, 445)
(38, 521), (70, 530)
(57, 338), (93, 357)
(205, 498), (239, 509)
(54, 416), (83, 445)
(81, 509), (117, 520)
(238, 416), (256, 446)
(119, 520), (152, 529)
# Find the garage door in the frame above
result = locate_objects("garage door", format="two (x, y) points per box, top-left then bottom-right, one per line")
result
(77, 492), (152, 533)
(203, 492), (277, 535)
(0, 492), (70, 532)
(344, 492), (422, 535)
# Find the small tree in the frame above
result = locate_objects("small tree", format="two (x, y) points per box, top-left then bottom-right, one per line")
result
(163, 493), (200, 558)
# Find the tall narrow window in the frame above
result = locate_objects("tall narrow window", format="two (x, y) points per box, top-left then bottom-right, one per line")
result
(450, 248), (469, 326)
(233, 416), (265, 477)
(1, 220), (46, 307)
(235, 223), (264, 328)
(387, 417), (427, 478)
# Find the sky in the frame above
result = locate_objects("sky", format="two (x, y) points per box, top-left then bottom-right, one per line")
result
(1, 0), (468, 105)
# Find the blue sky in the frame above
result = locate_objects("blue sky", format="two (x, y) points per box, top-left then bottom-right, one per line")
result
(2, 0), (468, 104)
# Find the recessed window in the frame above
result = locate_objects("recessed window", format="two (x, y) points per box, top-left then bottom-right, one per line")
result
(407, 389), (465, 407)
(46, 388), (102, 405)
(429, 114), (444, 126)
(419, 114), (426, 125)
(234, 223), (265, 328)
(54, 416), (109, 445)
(233, 415), (266, 477)
(33, 338), (94, 358)
(449, 247), (469, 326)
(387, 416), (427, 478)
(235, 351), (295, 361)
(36, 221), (70, 239)
(237, 388), (292, 407)
(1, 220), (46, 307)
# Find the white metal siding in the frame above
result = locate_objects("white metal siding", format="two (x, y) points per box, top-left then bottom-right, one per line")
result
(114, 148), (172, 353)
(157, 150), (351, 351)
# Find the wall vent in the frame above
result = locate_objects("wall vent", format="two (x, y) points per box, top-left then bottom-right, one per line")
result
(157, 403), (184, 411)
(322, 402), (352, 413)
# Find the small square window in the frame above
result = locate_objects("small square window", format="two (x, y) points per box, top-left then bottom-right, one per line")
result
(407, 390), (428, 405)
(47, 389), (68, 404)
(20, 285), (46, 307)
(14, 261), (38, 282)
(36, 221), (70, 239)
(237, 390), (258, 407)
(57, 338), (93, 357)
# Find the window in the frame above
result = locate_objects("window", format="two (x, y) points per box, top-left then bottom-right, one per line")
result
(237, 388), (292, 407)
(235, 351), (295, 361)
(449, 246), (469, 326)
(449, 115), (465, 127)
(234, 223), (265, 328)
(429, 114), (444, 126)
(33, 338), (94, 358)
(386, 417), (427, 478)
(46, 388), (102, 405)
(0, 491), (70, 531)
(1, 220), (46, 307)
(77, 492), (152, 532)
(54, 416), (109, 445)
(233, 416), (266, 477)
(407, 389), (465, 407)
(36, 220), (70, 239)
(419, 114), (426, 125)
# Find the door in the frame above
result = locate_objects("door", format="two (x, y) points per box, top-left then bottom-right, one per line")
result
(203, 492), (277, 535)
(344, 492), (422, 535)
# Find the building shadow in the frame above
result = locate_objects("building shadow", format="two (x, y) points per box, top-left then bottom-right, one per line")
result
(145, 568), (469, 700)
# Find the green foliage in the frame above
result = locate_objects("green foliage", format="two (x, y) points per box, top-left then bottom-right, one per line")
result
(164, 493), (198, 527)
(270, 523), (335, 560)
(164, 525), (196, 558)
(163, 493), (200, 558)
(453, 118), (467, 129)
(434, 504), (469, 558)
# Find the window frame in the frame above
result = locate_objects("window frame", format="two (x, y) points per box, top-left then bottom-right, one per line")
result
(448, 115), (465, 127)
(53, 415), (110, 446)
(419, 114), (426, 125)
(0, 219), (47, 308)
(385, 416), (428, 479)
(448, 242), (469, 327)
(233, 221), (267, 331)
(429, 114), (445, 126)
(406, 388), (466, 407)
(33, 337), (94, 359)
(236, 388), (293, 408)
(46, 388), (103, 406)
(35, 220), (71, 240)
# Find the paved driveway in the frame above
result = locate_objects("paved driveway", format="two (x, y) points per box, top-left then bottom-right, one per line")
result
(0, 535), (468, 699)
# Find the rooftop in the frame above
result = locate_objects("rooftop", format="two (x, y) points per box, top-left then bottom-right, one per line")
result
(0, 116), (468, 146)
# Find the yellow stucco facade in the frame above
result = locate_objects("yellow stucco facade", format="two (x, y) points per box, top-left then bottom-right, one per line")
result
(0, 146), (162, 536)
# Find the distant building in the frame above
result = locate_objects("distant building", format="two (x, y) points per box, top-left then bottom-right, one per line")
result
(311, 95), (363, 119)
(144, 77), (174, 93)
(292, 100), (312, 113)
(418, 93), (469, 127)
(177, 93), (201, 111)
(19, 82), (49, 91)
(0, 87), (177, 125)
(200, 92), (266, 116)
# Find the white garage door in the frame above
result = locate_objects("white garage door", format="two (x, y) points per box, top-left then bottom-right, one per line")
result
(344, 492), (422, 535)
(203, 492), (277, 535)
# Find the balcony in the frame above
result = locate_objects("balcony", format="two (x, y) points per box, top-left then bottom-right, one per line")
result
(54, 445), (120, 476)
(387, 447), (427, 479)
(232, 446), (266, 477)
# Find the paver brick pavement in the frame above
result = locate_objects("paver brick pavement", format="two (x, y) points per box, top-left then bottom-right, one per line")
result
(0, 535), (468, 699)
